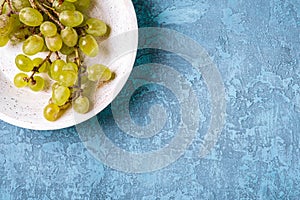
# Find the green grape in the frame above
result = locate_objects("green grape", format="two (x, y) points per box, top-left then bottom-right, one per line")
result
(79, 35), (99, 57)
(0, 35), (9, 47)
(65, 0), (77, 2)
(32, 58), (50, 73)
(59, 43), (74, 55)
(45, 34), (63, 52)
(74, 0), (90, 12)
(66, 51), (77, 63)
(87, 64), (112, 82)
(44, 103), (61, 121)
(61, 27), (78, 47)
(59, 10), (83, 27)
(8, 14), (21, 32)
(22, 35), (44, 56)
(79, 74), (89, 85)
(49, 59), (66, 80)
(19, 7), (43, 27)
(62, 62), (78, 72)
(51, 82), (60, 90)
(41, 44), (49, 52)
(0, 14), (14, 36)
(13, 73), (28, 88)
(9, 26), (31, 44)
(11, 0), (30, 11)
(15, 54), (34, 72)
(73, 96), (90, 114)
(40, 21), (57, 37)
(99, 67), (112, 82)
(86, 18), (107, 37)
(33, 58), (43, 67)
(53, 1), (76, 12)
(58, 70), (77, 87)
(52, 85), (70, 106)
(41, 61), (50, 72)
(29, 76), (45, 92)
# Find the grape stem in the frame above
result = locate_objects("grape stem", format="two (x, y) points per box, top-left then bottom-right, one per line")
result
(26, 51), (53, 83)
(42, 3), (59, 17)
(46, 0), (54, 4)
(28, 0), (37, 9)
(73, 47), (83, 99)
(31, 0), (65, 30)
(75, 48), (82, 79)
(76, 27), (87, 37)
(55, 51), (61, 60)
(0, 0), (6, 15)
(74, 47), (81, 67)
(6, 0), (13, 12)
(4, 0), (18, 15)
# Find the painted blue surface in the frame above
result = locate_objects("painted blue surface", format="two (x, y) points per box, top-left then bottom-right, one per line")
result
(0, 0), (300, 199)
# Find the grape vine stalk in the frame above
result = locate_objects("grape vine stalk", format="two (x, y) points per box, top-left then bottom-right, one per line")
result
(0, 0), (113, 121)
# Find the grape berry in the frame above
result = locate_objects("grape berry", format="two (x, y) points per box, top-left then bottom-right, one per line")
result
(0, 0), (113, 121)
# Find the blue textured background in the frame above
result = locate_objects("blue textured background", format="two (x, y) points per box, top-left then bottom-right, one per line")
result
(1, 0), (300, 199)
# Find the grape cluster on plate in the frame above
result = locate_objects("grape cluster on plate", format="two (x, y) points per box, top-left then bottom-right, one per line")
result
(0, 0), (113, 121)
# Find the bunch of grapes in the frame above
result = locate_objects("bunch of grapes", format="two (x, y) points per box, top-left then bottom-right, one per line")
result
(0, 0), (113, 121)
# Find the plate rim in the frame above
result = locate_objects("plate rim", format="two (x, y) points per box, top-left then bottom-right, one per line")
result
(0, 0), (138, 131)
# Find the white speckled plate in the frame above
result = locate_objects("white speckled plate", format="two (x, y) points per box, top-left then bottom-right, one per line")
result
(0, 0), (138, 130)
